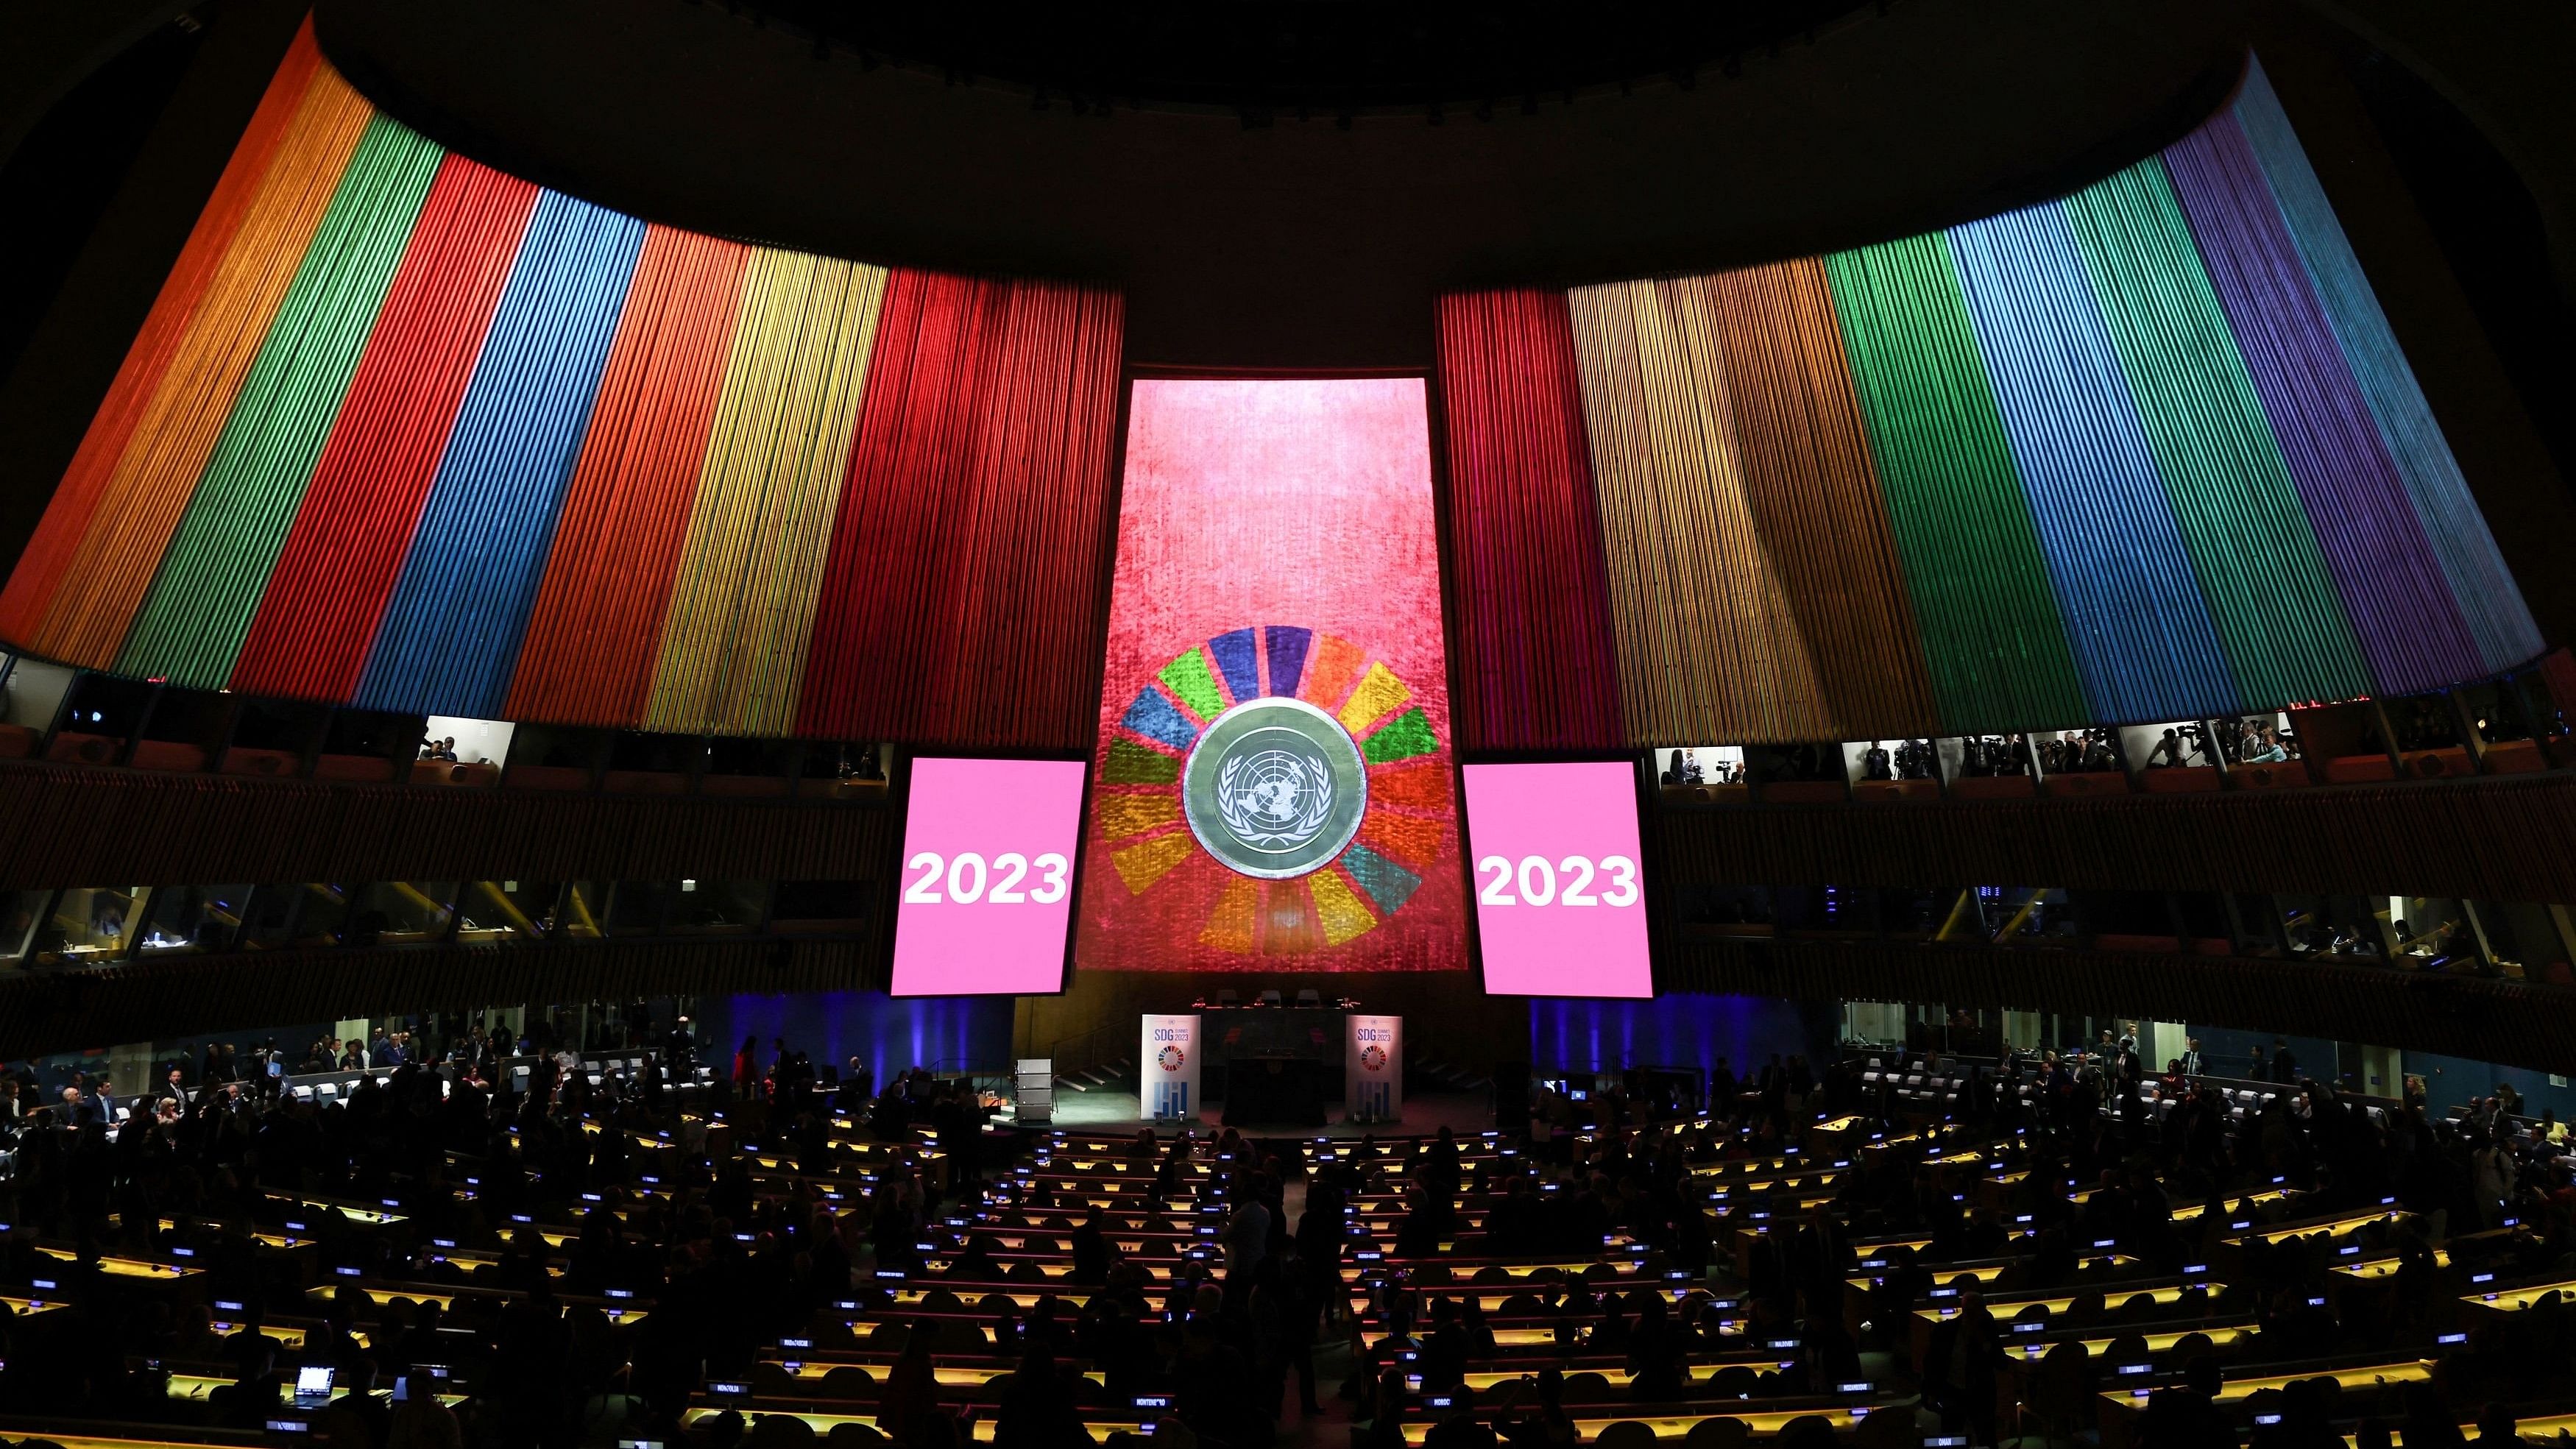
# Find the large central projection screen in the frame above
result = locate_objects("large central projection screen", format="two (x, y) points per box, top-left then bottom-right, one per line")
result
(1075, 378), (1465, 972)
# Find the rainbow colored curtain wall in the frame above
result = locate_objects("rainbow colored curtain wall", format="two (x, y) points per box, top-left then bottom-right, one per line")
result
(0, 25), (1124, 749)
(1435, 60), (2542, 753)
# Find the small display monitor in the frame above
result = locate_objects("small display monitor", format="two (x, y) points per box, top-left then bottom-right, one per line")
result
(890, 757), (1089, 995)
(1461, 761), (1652, 997)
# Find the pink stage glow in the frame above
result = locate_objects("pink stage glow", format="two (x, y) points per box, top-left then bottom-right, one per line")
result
(1461, 761), (1652, 998)
(890, 757), (1089, 996)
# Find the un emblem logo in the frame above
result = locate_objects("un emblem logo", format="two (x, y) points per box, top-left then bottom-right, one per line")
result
(1184, 697), (1368, 879)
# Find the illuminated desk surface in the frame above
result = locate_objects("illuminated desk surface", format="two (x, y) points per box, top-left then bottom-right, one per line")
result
(166, 1373), (461, 1406)
(33, 1245), (202, 1279)
(1401, 1406), (1883, 1443)
(216, 1324), (311, 1348)
(268, 1194), (406, 1225)
(833, 1320), (1003, 1344)
(1850, 1238), (1935, 1258)
(983, 1211), (1199, 1232)
(2331, 1250), (2449, 1281)
(1917, 1283), (2193, 1322)
(1850, 1266), (2012, 1294)
(1842, 1258), (2145, 1294)
(1699, 1173), (1844, 1196)
(687, 1408), (1144, 1442)
(1351, 1289), (1710, 1316)
(138, 1216), (313, 1251)
(2065, 1187), (2292, 1221)
(297, 1283), (645, 1324)
(1720, 1201), (1844, 1230)
(1453, 1360), (1814, 1392)
(2460, 1278), (2576, 1312)
(2226, 1209), (2405, 1247)
(0, 1433), (277, 1449)
(1362, 1326), (1567, 1349)
(1689, 1157), (1809, 1178)
(2207, 1359), (2431, 1401)
(308, 1283), (460, 1311)
(924, 1257), (1174, 1281)
(2006, 1325), (2252, 1360)
(2097, 1358), (2432, 1413)
(763, 1360), (1106, 1387)
(4, 1294), (67, 1315)
(878, 1287), (1098, 1311)
(985, 1235), (1168, 1254)
(1344, 1256), (1643, 1280)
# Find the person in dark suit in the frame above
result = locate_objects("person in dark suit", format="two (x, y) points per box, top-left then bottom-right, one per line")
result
(2180, 1039), (2204, 1080)
(2272, 1039), (2300, 1082)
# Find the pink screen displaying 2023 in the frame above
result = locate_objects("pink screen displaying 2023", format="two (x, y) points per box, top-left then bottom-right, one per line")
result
(890, 757), (1089, 996)
(1461, 762), (1652, 998)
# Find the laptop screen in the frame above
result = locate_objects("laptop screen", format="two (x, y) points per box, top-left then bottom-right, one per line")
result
(294, 1365), (335, 1401)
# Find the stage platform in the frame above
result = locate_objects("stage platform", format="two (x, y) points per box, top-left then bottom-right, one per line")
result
(1011, 1085), (1493, 1139)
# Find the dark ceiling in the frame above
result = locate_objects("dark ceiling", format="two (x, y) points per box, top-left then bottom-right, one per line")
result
(314, 0), (2246, 369)
(672, 0), (1877, 118)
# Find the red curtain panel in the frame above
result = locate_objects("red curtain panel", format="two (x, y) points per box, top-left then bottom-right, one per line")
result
(796, 273), (1124, 749)
(228, 158), (541, 701)
(1432, 291), (1626, 753)
(502, 229), (752, 726)
(0, 24), (325, 644)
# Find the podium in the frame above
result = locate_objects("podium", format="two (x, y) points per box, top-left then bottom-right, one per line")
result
(1142, 1015), (1200, 1122)
(1345, 1014), (1404, 1124)
(1014, 1059), (1052, 1124)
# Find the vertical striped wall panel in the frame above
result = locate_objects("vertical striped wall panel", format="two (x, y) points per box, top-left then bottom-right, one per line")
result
(643, 252), (885, 736)
(1568, 277), (1835, 743)
(1947, 203), (2243, 723)
(2059, 160), (2371, 708)
(935, 280), (1125, 745)
(1704, 260), (1939, 738)
(0, 47), (1126, 747)
(1822, 235), (2091, 733)
(1431, 291), (1626, 752)
(353, 192), (645, 718)
(116, 116), (445, 689)
(503, 230), (750, 727)
(796, 274), (1126, 750)
(1434, 57), (2547, 744)
(29, 64), (374, 667)
(0, 24), (324, 645)
(2232, 63), (2542, 673)
(2162, 112), (2483, 698)
(228, 160), (542, 702)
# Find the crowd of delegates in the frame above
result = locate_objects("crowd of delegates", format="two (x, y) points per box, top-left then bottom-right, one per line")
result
(0, 1024), (1016, 1445)
(1833, 1044), (2576, 1239)
(1, 1021), (2573, 1448)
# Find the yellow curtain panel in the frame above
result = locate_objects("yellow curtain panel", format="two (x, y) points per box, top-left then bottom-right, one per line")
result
(1568, 275), (1833, 743)
(642, 252), (888, 736)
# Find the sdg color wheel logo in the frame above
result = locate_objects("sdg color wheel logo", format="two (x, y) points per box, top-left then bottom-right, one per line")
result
(1098, 624), (1451, 958)
(1359, 1043), (1389, 1073)
(1158, 1044), (1186, 1072)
